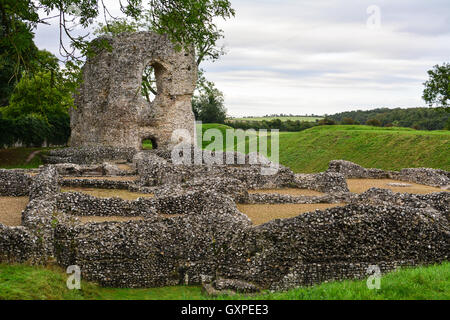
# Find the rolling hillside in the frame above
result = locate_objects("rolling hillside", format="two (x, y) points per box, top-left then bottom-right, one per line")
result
(1, 263), (448, 300)
(277, 125), (450, 173)
(2, 125), (449, 173)
(199, 124), (450, 173)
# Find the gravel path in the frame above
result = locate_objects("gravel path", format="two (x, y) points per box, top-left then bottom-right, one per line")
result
(0, 197), (29, 226)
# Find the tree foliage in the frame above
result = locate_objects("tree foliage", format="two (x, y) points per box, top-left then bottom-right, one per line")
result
(1, 0), (234, 64)
(2, 70), (73, 119)
(0, 112), (70, 147)
(227, 119), (317, 132)
(0, 14), (39, 106)
(192, 81), (227, 123)
(330, 107), (449, 130)
(423, 63), (450, 111)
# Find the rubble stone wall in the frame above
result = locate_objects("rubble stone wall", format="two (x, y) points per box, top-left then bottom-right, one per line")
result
(69, 32), (197, 151)
(327, 160), (450, 188)
(0, 169), (31, 196)
(0, 162), (448, 291)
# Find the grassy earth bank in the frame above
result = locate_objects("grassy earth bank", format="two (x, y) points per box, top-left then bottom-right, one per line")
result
(0, 263), (448, 300)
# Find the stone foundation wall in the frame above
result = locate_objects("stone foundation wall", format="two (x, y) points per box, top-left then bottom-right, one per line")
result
(328, 160), (450, 188)
(0, 225), (42, 263)
(0, 169), (31, 196)
(60, 178), (136, 190)
(53, 202), (449, 289)
(45, 147), (137, 165)
(294, 172), (349, 193)
(0, 162), (449, 291)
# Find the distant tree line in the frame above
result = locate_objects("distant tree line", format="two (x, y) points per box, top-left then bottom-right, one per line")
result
(227, 119), (318, 132)
(329, 107), (449, 130)
(225, 107), (449, 132)
(230, 113), (322, 119)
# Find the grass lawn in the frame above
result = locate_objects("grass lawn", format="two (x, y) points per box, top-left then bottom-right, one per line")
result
(199, 124), (450, 173)
(0, 263), (448, 300)
(2, 125), (449, 173)
(0, 147), (53, 169)
(277, 125), (450, 172)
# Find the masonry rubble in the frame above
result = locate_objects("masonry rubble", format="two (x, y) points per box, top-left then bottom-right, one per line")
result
(0, 159), (448, 291)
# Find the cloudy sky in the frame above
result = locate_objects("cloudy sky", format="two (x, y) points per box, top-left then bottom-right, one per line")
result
(34, 0), (450, 117)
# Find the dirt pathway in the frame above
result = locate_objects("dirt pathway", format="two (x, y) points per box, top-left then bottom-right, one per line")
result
(25, 150), (42, 164)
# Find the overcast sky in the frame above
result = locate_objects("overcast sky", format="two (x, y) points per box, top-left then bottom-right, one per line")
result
(34, 0), (450, 117)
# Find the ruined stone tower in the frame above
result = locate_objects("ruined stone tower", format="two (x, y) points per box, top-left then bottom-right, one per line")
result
(69, 32), (197, 150)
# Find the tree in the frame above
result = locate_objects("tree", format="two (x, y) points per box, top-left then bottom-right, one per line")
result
(423, 63), (450, 111)
(341, 117), (355, 125)
(0, 16), (39, 106)
(192, 82), (227, 123)
(366, 118), (381, 127)
(1, 0), (235, 66)
(1, 71), (73, 119)
(318, 118), (336, 125)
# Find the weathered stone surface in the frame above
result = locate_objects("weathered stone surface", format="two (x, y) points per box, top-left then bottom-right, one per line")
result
(327, 160), (450, 188)
(0, 169), (32, 196)
(295, 172), (349, 193)
(1, 162), (449, 290)
(45, 146), (137, 165)
(213, 279), (261, 294)
(69, 32), (197, 151)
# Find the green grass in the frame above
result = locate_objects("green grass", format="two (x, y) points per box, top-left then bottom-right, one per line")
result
(277, 125), (450, 172)
(0, 147), (53, 169)
(2, 125), (449, 173)
(199, 124), (450, 173)
(0, 263), (448, 300)
(142, 140), (153, 150)
(228, 116), (323, 122)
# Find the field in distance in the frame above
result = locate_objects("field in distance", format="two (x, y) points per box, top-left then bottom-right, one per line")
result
(227, 116), (323, 122)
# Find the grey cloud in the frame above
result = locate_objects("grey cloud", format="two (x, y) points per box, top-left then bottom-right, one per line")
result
(32, 0), (450, 116)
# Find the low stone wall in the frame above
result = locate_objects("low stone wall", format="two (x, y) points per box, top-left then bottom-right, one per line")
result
(44, 147), (137, 165)
(0, 169), (31, 196)
(327, 160), (450, 188)
(29, 166), (60, 200)
(295, 172), (349, 193)
(135, 150), (296, 190)
(53, 202), (449, 289)
(0, 160), (449, 292)
(52, 163), (135, 176)
(247, 193), (349, 204)
(327, 160), (390, 179)
(60, 178), (136, 190)
(155, 177), (249, 203)
(219, 203), (449, 290)
(0, 224), (42, 263)
(351, 188), (450, 221)
(271, 260), (415, 290)
(394, 168), (450, 188)
(54, 192), (156, 217)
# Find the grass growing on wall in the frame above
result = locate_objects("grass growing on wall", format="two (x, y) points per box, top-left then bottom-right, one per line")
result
(0, 263), (448, 300)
